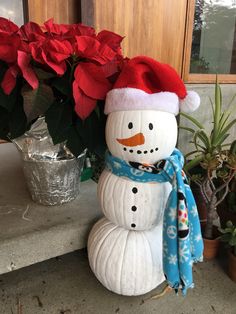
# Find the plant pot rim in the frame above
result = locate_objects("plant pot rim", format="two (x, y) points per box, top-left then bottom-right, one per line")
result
(203, 236), (221, 242)
(201, 223), (221, 240)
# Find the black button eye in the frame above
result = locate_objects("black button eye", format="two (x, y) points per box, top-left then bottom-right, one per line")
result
(128, 122), (133, 129)
(149, 123), (153, 130)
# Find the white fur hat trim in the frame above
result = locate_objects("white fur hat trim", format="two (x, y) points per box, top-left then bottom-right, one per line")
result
(105, 88), (179, 115)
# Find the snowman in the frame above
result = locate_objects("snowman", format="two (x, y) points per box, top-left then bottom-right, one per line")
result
(88, 56), (203, 296)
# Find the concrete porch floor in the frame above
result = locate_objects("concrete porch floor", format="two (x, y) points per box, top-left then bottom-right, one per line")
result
(0, 248), (235, 314)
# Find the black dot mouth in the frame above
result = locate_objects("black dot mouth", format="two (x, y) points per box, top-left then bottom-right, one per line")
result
(123, 147), (158, 154)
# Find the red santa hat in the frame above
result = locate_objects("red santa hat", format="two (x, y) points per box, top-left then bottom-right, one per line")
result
(105, 56), (200, 115)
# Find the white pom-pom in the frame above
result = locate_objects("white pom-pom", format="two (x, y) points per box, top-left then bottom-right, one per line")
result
(180, 91), (200, 113)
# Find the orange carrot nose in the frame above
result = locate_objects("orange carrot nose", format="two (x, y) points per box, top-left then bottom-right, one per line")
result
(116, 133), (145, 147)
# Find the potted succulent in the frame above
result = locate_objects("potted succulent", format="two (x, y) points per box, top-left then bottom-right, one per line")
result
(0, 17), (125, 204)
(217, 175), (236, 228)
(227, 179), (236, 213)
(219, 220), (236, 282)
(180, 81), (236, 258)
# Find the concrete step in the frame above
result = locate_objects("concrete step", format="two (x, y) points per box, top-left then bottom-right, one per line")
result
(0, 143), (102, 275)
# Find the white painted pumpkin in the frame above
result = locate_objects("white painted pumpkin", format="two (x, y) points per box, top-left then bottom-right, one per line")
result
(88, 217), (165, 296)
(106, 110), (177, 164)
(88, 109), (177, 296)
(98, 170), (171, 230)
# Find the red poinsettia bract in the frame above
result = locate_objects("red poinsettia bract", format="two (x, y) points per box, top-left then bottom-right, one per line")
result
(73, 62), (112, 119)
(30, 38), (73, 75)
(0, 18), (39, 94)
(0, 17), (125, 119)
(72, 29), (124, 119)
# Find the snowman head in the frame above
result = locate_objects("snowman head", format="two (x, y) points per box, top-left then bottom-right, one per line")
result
(106, 110), (177, 163)
(105, 56), (200, 163)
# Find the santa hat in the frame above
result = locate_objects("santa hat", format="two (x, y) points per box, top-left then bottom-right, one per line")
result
(105, 56), (200, 115)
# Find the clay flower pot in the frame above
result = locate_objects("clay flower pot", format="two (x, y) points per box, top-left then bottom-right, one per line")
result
(203, 237), (220, 259)
(202, 225), (221, 259)
(228, 250), (236, 282)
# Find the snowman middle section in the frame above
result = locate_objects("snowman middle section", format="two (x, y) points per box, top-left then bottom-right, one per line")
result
(98, 170), (172, 230)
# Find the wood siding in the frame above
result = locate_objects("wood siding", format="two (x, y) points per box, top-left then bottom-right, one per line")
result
(27, 0), (80, 24)
(82, 0), (188, 74)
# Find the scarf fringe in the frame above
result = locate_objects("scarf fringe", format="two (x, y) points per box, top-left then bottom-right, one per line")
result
(144, 285), (173, 302)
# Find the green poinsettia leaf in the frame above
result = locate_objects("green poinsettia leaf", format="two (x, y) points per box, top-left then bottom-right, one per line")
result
(22, 83), (54, 123)
(66, 126), (85, 157)
(45, 100), (73, 145)
(33, 67), (56, 80)
(76, 108), (106, 156)
(9, 95), (27, 139)
(0, 107), (10, 140)
(0, 65), (18, 113)
(94, 105), (101, 119)
(0, 87), (17, 113)
(51, 70), (71, 96)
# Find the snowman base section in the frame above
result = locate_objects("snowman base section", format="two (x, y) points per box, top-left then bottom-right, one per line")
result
(88, 217), (165, 296)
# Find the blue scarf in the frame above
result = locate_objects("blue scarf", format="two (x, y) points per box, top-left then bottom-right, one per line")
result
(105, 149), (203, 295)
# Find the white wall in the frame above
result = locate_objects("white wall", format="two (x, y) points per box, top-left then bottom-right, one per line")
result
(178, 84), (236, 154)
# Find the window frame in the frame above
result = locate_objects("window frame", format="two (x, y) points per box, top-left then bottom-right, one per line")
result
(182, 0), (236, 83)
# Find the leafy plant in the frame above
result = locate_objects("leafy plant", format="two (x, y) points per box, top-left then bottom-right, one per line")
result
(180, 80), (236, 172)
(0, 17), (126, 157)
(226, 177), (236, 213)
(219, 221), (236, 256)
(179, 80), (236, 239)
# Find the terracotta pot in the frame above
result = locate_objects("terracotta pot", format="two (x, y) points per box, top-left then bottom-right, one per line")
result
(203, 237), (220, 259)
(202, 224), (221, 259)
(228, 249), (236, 282)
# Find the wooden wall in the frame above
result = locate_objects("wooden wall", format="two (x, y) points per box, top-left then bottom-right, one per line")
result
(27, 0), (81, 24)
(27, 0), (187, 74)
(26, 0), (236, 82)
(81, 0), (188, 74)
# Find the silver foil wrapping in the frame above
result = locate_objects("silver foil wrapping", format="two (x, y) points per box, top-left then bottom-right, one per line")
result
(13, 117), (86, 205)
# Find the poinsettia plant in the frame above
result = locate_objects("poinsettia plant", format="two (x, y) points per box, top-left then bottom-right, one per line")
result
(0, 17), (126, 156)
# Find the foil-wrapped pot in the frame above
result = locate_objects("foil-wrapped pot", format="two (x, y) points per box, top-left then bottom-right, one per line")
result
(13, 117), (86, 205)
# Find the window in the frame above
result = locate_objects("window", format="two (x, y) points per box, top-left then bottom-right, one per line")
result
(0, 0), (26, 26)
(183, 0), (236, 82)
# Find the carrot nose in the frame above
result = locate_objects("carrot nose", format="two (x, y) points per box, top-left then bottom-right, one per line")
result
(116, 133), (145, 147)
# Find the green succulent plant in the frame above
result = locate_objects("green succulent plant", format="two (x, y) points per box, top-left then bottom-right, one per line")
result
(219, 221), (236, 256)
(179, 80), (236, 240)
(227, 177), (236, 213)
(180, 81), (236, 172)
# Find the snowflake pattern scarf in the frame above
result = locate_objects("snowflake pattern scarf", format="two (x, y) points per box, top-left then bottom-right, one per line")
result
(105, 148), (204, 295)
